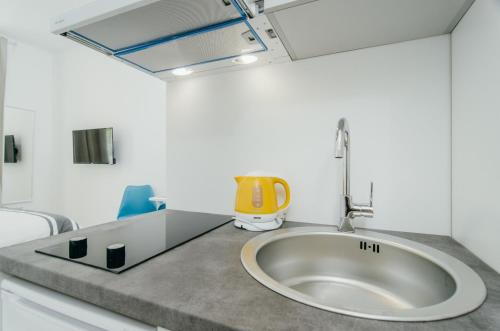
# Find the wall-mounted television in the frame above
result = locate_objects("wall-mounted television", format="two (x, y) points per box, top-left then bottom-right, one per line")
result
(4, 135), (19, 163)
(72, 128), (115, 164)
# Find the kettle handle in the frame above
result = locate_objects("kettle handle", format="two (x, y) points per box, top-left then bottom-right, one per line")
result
(273, 178), (291, 211)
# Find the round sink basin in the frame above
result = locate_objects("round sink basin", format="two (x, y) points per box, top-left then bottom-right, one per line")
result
(241, 226), (486, 321)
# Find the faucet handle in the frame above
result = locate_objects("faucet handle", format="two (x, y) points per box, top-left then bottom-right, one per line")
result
(369, 181), (374, 207)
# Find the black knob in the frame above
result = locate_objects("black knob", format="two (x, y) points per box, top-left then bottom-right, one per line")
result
(106, 243), (126, 269)
(69, 236), (87, 259)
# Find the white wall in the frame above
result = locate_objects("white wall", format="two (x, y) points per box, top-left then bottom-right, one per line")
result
(3, 40), (58, 211)
(166, 35), (452, 235)
(452, 0), (500, 273)
(54, 47), (166, 227)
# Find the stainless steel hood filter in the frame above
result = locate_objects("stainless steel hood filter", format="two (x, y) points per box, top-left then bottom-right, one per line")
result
(64, 0), (266, 73)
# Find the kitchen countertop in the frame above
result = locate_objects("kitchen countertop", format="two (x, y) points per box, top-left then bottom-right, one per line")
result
(0, 210), (499, 331)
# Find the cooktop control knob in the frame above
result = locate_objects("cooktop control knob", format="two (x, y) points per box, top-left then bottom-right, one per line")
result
(69, 236), (87, 259)
(107, 243), (126, 269)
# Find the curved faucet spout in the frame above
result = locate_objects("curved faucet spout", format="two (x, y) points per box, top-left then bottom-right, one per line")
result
(335, 118), (350, 196)
(335, 118), (349, 159)
(334, 118), (374, 232)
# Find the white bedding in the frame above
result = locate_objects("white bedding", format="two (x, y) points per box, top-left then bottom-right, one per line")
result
(0, 209), (77, 248)
(0, 210), (52, 248)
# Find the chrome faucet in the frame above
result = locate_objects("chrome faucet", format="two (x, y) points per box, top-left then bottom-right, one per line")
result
(335, 118), (374, 232)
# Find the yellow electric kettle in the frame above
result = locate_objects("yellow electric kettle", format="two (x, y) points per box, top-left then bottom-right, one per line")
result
(234, 176), (291, 231)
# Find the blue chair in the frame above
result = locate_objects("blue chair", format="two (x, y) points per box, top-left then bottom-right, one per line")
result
(117, 185), (166, 220)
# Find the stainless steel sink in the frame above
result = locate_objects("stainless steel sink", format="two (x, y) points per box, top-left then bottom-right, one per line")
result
(241, 226), (486, 321)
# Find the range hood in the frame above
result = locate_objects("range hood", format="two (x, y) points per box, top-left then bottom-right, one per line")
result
(265, 0), (475, 60)
(51, 0), (290, 80)
(54, 0), (473, 80)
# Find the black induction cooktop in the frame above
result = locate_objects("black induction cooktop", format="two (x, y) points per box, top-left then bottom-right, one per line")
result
(36, 210), (232, 273)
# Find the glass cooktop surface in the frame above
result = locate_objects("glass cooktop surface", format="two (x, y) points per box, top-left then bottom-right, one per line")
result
(36, 210), (232, 273)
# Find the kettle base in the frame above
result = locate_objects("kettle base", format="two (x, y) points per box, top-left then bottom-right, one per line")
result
(233, 218), (283, 232)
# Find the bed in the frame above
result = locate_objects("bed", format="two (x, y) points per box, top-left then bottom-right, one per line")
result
(0, 207), (79, 323)
(0, 208), (78, 249)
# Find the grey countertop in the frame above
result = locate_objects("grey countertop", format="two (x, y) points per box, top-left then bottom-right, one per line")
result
(0, 210), (499, 331)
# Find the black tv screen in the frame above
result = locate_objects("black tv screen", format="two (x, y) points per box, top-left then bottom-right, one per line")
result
(4, 135), (18, 163)
(72, 128), (115, 164)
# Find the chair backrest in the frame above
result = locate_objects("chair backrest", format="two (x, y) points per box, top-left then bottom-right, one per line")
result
(117, 185), (157, 220)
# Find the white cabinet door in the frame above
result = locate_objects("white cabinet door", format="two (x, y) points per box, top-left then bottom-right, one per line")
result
(2, 291), (101, 331)
(1, 277), (155, 331)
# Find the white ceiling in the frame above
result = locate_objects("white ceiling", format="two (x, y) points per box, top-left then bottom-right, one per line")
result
(0, 0), (94, 51)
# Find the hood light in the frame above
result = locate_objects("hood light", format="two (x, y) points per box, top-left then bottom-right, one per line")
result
(232, 55), (258, 65)
(172, 68), (193, 76)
